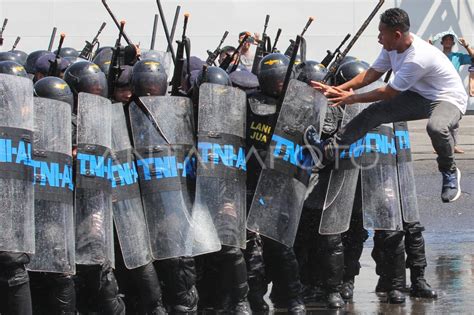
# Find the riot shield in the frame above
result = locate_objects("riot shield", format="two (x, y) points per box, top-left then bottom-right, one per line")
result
(28, 97), (75, 274)
(75, 92), (114, 267)
(129, 95), (195, 260)
(111, 102), (153, 269)
(191, 83), (247, 256)
(247, 79), (326, 247)
(319, 82), (379, 235)
(360, 123), (403, 231)
(0, 74), (35, 254)
(394, 121), (420, 223)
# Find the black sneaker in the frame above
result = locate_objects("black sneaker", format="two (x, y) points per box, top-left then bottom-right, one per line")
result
(441, 168), (461, 202)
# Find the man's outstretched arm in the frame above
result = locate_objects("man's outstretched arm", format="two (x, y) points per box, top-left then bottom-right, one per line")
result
(311, 78), (400, 107)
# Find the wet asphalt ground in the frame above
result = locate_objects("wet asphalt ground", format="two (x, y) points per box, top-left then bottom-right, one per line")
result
(269, 116), (474, 314)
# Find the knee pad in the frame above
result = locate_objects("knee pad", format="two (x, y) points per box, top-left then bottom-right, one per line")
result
(0, 263), (29, 287)
(404, 222), (425, 235)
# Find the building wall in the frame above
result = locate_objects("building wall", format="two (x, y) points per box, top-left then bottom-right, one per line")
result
(1, 0), (473, 109)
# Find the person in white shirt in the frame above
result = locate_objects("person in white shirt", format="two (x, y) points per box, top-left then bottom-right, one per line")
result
(238, 31), (259, 71)
(311, 7), (467, 203)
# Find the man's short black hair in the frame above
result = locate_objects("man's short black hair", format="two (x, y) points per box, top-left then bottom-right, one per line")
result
(239, 31), (247, 38)
(380, 8), (410, 33)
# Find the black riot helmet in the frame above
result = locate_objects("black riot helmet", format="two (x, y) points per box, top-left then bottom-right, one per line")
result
(131, 59), (168, 97)
(25, 50), (51, 74)
(34, 77), (74, 108)
(10, 50), (28, 66)
(191, 66), (232, 107)
(54, 47), (79, 58)
(0, 61), (28, 77)
(297, 60), (328, 84)
(257, 53), (289, 97)
(94, 46), (113, 59)
(335, 59), (370, 86)
(339, 55), (357, 66)
(0, 51), (22, 64)
(193, 66), (232, 89)
(35, 53), (69, 75)
(92, 47), (113, 77)
(141, 50), (162, 62)
(63, 60), (108, 97)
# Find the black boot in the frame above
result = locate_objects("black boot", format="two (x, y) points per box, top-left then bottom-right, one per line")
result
(410, 267), (438, 299)
(302, 284), (325, 304)
(387, 239), (406, 304)
(287, 297), (306, 314)
(340, 278), (354, 300)
(247, 278), (269, 313)
(375, 276), (390, 296)
(216, 298), (251, 315)
(155, 257), (198, 314)
(172, 285), (198, 314)
(388, 290), (405, 304)
(372, 233), (389, 297)
(245, 234), (269, 313)
(150, 303), (168, 315)
(226, 299), (252, 315)
(327, 292), (344, 309)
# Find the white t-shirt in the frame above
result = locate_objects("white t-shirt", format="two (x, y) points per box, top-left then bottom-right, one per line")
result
(371, 33), (468, 114)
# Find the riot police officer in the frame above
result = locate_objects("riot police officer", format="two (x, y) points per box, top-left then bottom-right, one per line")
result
(245, 53), (306, 314)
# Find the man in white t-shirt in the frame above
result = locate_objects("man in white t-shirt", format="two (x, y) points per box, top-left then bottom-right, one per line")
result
(310, 8), (467, 203)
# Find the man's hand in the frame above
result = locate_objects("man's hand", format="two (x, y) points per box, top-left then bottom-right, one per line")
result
(459, 37), (469, 48)
(310, 81), (356, 107)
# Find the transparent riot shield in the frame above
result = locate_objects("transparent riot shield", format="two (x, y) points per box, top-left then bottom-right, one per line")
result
(360, 123), (403, 231)
(394, 121), (420, 223)
(247, 79), (326, 247)
(75, 92), (114, 267)
(319, 81), (384, 235)
(129, 95), (195, 260)
(0, 74), (35, 254)
(111, 102), (153, 269)
(191, 83), (247, 256)
(28, 98), (75, 274)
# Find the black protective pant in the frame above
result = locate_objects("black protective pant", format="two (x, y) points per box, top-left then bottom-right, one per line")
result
(30, 272), (75, 315)
(296, 174), (367, 292)
(244, 232), (268, 302)
(317, 234), (344, 293)
(0, 252), (32, 315)
(245, 234), (304, 306)
(155, 257), (197, 309)
(294, 206), (323, 288)
(371, 220), (427, 284)
(341, 190), (368, 282)
(114, 231), (164, 314)
(196, 246), (248, 309)
(372, 231), (406, 291)
(263, 238), (303, 306)
(404, 221), (427, 270)
(74, 264), (125, 315)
